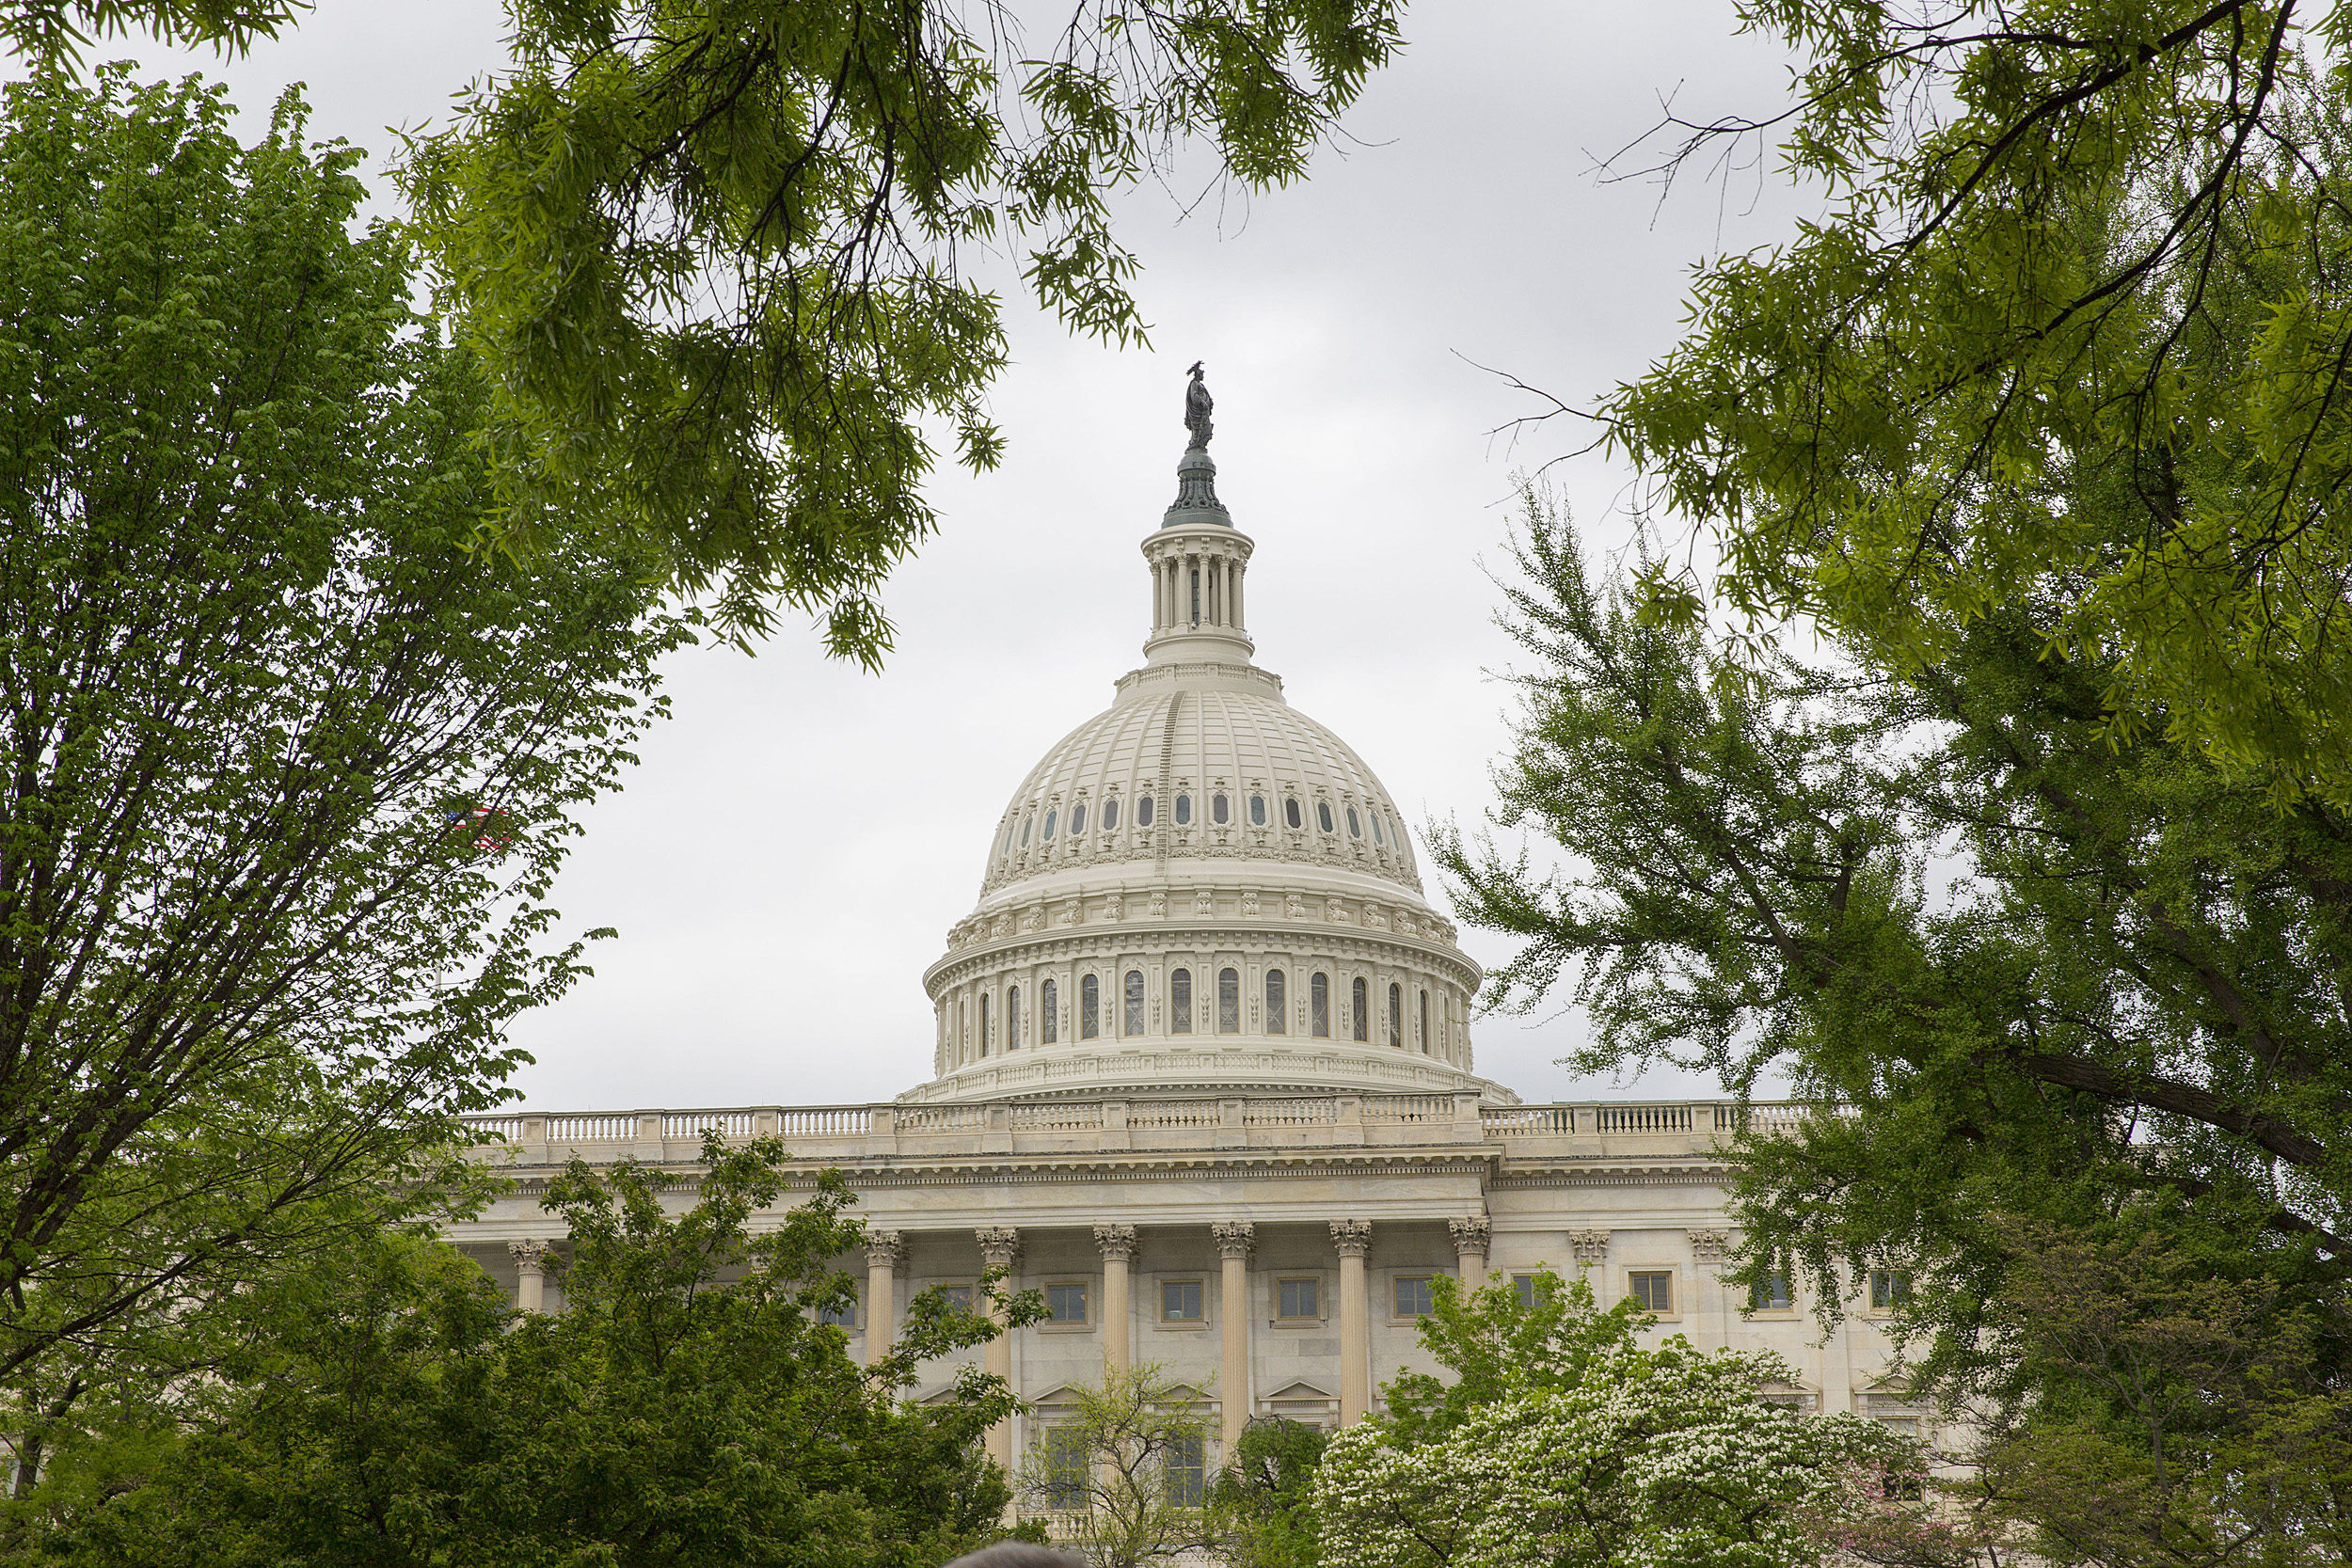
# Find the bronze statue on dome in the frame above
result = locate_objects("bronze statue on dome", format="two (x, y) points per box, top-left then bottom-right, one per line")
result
(1184, 361), (1214, 451)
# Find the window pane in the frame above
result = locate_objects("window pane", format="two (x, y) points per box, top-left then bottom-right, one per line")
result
(1752, 1274), (1793, 1311)
(1352, 977), (1368, 1041)
(1044, 1428), (1089, 1509)
(1124, 970), (1145, 1036)
(1279, 1278), (1320, 1319)
(1041, 979), (1058, 1043)
(1103, 797), (1119, 830)
(1250, 794), (1266, 826)
(1162, 1279), (1203, 1321)
(1081, 974), (1100, 1039)
(1021, 814), (1033, 846)
(1388, 982), (1402, 1048)
(1265, 969), (1286, 1035)
(1870, 1270), (1912, 1309)
(1346, 807), (1361, 838)
(1629, 1271), (1673, 1313)
(1165, 1434), (1205, 1508)
(1008, 986), (1021, 1049)
(1393, 1276), (1435, 1317)
(1046, 1282), (1089, 1323)
(940, 1285), (975, 1313)
(1311, 973), (1329, 1037)
(1212, 792), (1229, 824)
(1512, 1274), (1539, 1307)
(979, 992), (991, 1057)
(1371, 812), (1384, 845)
(1171, 968), (1192, 1034)
(1137, 795), (1154, 826)
(1218, 967), (1240, 1033)
(818, 1299), (858, 1328)
(1317, 801), (1334, 833)
(1043, 808), (1057, 841)
(1285, 797), (1302, 830)
(1071, 802), (1087, 834)
(1419, 990), (1429, 1053)
(1175, 793), (1192, 825)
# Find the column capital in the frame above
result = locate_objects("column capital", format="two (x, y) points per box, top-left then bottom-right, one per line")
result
(1329, 1218), (1373, 1259)
(976, 1225), (1023, 1269)
(1094, 1223), (1139, 1261)
(1212, 1219), (1255, 1260)
(1686, 1227), (1730, 1260)
(1568, 1227), (1611, 1264)
(1448, 1215), (1491, 1255)
(507, 1239), (549, 1270)
(866, 1229), (907, 1270)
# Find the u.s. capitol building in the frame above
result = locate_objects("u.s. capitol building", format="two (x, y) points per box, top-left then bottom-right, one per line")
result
(453, 389), (1920, 1484)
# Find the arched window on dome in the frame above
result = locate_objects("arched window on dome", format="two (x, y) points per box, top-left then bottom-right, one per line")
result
(1285, 797), (1303, 831)
(1007, 985), (1022, 1050)
(1351, 977), (1369, 1042)
(1388, 983), (1403, 1049)
(1070, 802), (1087, 834)
(1217, 968), (1240, 1033)
(1211, 793), (1229, 825)
(1347, 807), (1362, 839)
(1419, 988), (1430, 1054)
(1103, 798), (1119, 831)
(1311, 973), (1330, 1037)
(1318, 801), (1335, 834)
(1250, 794), (1266, 826)
(1081, 974), (1101, 1039)
(1265, 969), (1286, 1035)
(1042, 808), (1057, 841)
(1170, 969), (1193, 1035)
(1175, 793), (1192, 826)
(1041, 978), (1059, 1043)
(1124, 970), (1145, 1036)
(1137, 796), (1154, 827)
(978, 992), (991, 1057)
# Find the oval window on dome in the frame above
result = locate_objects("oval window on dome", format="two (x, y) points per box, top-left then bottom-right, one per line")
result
(1042, 809), (1058, 841)
(1071, 802), (1087, 834)
(1175, 794), (1192, 826)
(1285, 798), (1303, 831)
(1346, 807), (1361, 839)
(1249, 794), (1265, 826)
(1212, 793), (1229, 825)
(1370, 811), (1384, 846)
(1317, 801), (1334, 834)
(1137, 795), (1154, 827)
(1103, 797), (1119, 831)
(1021, 814), (1034, 847)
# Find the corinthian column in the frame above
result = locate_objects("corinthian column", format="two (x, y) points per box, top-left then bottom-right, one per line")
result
(1096, 1223), (1137, 1377)
(1212, 1220), (1255, 1455)
(1331, 1220), (1372, 1424)
(866, 1230), (906, 1366)
(977, 1226), (1022, 1472)
(1449, 1214), (1491, 1282)
(508, 1240), (548, 1314)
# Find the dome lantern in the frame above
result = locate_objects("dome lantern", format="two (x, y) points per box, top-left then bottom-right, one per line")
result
(1142, 366), (1254, 666)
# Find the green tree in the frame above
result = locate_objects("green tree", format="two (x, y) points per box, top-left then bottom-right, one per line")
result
(24, 1134), (1038, 1566)
(395, 0), (1404, 656)
(1213, 1418), (1327, 1568)
(1313, 1267), (1907, 1568)
(1015, 1362), (1215, 1568)
(0, 62), (687, 1430)
(1433, 496), (2352, 1564)
(1592, 1), (2352, 803)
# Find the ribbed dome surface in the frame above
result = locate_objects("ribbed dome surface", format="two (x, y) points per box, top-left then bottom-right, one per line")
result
(978, 663), (1422, 899)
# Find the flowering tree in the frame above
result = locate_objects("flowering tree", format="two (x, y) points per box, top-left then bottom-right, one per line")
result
(1315, 1272), (1911, 1568)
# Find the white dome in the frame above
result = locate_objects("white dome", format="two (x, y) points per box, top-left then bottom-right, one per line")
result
(913, 436), (1504, 1106)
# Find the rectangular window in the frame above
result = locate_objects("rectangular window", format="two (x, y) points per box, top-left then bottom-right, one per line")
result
(1046, 1281), (1089, 1324)
(1043, 1427), (1089, 1510)
(1081, 974), (1100, 1039)
(1164, 1433), (1206, 1508)
(1162, 1279), (1204, 1322)
(1392, 1275), (1436, 1318)
(938, 1284), (975, 1314)
(1869, 1269), (1913, 1311)
(1278, 1277), (1321, 1320)
(818, 1298), (858, 1328)
(1512, 1273), (1540, 1307)
(1629, 1270), (1674, 1314)
(1311, 973), (1330, 1037)
(1752, 1274), (1794, 1311)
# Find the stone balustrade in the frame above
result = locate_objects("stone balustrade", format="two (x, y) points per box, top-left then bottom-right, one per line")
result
(460, 1095), (1834, 1167)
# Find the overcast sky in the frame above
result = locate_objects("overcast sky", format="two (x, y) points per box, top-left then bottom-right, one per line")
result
(104, 1), (1811, 1111)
